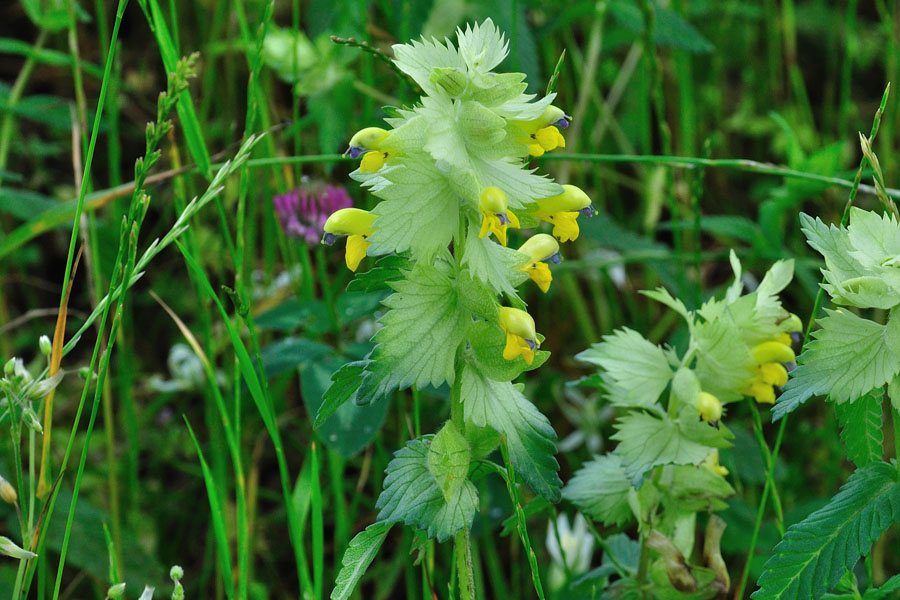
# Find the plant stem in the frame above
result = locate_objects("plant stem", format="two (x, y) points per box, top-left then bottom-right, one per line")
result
(454, 528), (475, 600)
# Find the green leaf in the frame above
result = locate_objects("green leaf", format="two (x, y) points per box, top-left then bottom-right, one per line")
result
(376, 438), (478, 542)
(458, 270), (500, 322)
(774, 309), (900, 420)
(657, 464), (735, 513)
(562, 455), (634, 527)
(346, 255), (409, 293)
(752, 462), (900, 600)
(576, 328), (674, 408)
(358, 157), (459, 262)
(461, 362), (561, 501)
(845, 207), (900, 270)
(612, 411), (732, 481)
(641, 287), (690, 321)
(693, 315), (755, 404)
(466, 321), (549, 381)
(460, 228), (529, 299)
(799, 213), (867, 283)
(863, 572), (900, 600)
(358, 264), (468, 403)
(428, 422), (471, 501)
(303, 356), (388, 457)
(331, 523), (392, 600)
(315, 361), (365, 427)
(835, 389), (884, 468)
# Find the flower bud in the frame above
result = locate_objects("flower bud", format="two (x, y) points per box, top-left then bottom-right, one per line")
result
(498, 307), (537, 344)
(170, 565), (184, 581)
(479, 187), (509, 215)
(646, 529), (697, 593)
(697, 392), (723, 425)
(0, 536), (36, 560)
(106, 582), (126, 599)
(322, 208), (376, 238)
(3, 357), (15, 378)
(347, 127), (389, 151)
(39, 335), (52, 357)
(518, 234), (560, 263)
(536, 184), (592, 214)
(704, 515), (730, 593)
(0, 475), (17, 504)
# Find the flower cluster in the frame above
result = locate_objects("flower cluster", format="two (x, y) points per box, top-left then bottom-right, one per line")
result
(322, 20), (587, 597)
(273, 183), (352, 246)
(562, 253), (797, 598)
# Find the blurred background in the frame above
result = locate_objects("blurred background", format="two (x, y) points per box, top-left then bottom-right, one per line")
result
(0, 0), (898, 597)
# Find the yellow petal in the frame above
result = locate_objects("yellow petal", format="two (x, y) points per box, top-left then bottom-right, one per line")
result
(506, 209), (520, 229)
(777, 332), (793, 347)
(521, 262), (552, 293)
(745, 381), (776, 404)
(518, 233), (559, 262)
(344, 235), (369, 271)
(503, 332), (522, 361)
(759, 362), (789, 387)
(479, 211), (491, 239)
(534, 126), (562, 152)
(360, 151), (386, 173)
(528, 143), (545, 157)
(555, 129), (566, 148)
(498, 307), (537, 341)
(551, 212), (580, 242)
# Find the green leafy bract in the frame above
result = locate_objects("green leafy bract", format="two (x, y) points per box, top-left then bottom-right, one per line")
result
(466, 321), (549, 381)
(562, 455), (634, 527)
(428, 422), (471, 501)
(753, 462), (900, 600)
(376, 438), (477, 542)
(611, 410), (733, 482)
(331, 523), (392, 600)
(577, 328), (674, 408)
(774, 309), (900, 420)
(461, 362), (561, 501)
(460, 228), (529, 298)
(357, 264), (468, 404)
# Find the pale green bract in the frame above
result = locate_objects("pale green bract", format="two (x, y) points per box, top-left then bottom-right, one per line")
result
(562, 455), (634, 527)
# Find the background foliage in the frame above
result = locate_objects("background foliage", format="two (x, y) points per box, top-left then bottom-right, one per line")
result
(1, 0), (899, 597)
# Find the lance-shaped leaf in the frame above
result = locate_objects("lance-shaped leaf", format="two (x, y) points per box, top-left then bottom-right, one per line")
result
(753, 462), (900, 600)
(331, 523), (392, 600)
(461, 362), (561, 501)
(835, 389), (884, 468)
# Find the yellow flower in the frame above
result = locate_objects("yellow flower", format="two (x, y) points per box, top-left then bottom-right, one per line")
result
(701, 449), (729, 477)
(347, 127), (393, 173)
(531, 184), (594, 242)
(697, 391), (723, 426)
(518, 106), (571, 157)
(498, 307), (539, 365)
(322, 208), (376, 272)
(742, 338), (796, 405)
(478, 187), (519, 246)
(517, 234), (560, 293)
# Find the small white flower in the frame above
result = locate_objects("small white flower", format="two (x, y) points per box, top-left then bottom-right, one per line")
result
(546, 513), (594, 574)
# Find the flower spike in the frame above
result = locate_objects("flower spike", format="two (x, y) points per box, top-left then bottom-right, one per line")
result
(518, 234), (561, 293)
(478, 187), (519, 246)
(322, 208), (376, 271)
(531, 184), (594, 242)
(498, 307), (539, 365)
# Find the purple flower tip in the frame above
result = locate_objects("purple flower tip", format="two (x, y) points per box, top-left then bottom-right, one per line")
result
(543, 252), (562, 265)
(580, 205), (596, 218)
(347, 147), (366, 159)
(526, 339), (538, 351)
(553, 117), (570, 129)
(496, 212), (510, 225)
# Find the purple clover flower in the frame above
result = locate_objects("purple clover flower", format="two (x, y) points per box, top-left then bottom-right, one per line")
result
(273, 184), (353, 245)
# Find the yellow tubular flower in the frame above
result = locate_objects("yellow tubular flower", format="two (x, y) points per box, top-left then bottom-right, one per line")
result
(751, 340), (796, 365)
(742, 335), (796, 404)
(517, 234), (560, 293)
(697, 391), (723, 425)
(322, 208), (377, 272)
(701, 449), (729, 477)
(347, 127), (393, 173)
(532, 184), (594, 242)
(498, 307), (539, 365)
(519, 106), (571, 156)
(478, 187), (519, 246)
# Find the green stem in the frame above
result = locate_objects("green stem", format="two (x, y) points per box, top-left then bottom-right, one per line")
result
(500, 438), (546, 600)
(454, 528), (475, 600)
(748, 401), (785, 535)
